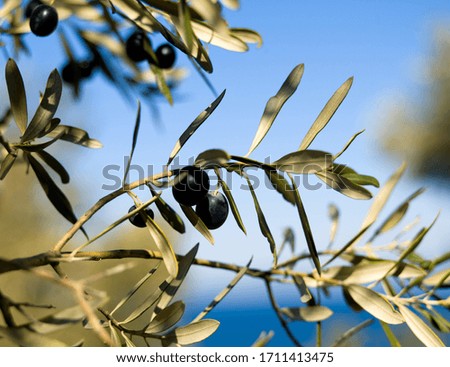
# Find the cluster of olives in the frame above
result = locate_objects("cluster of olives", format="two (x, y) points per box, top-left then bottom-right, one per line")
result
(25, 0), (58, 37)
(61, 59), (98, 85)
(125, 31), (176, 69)
(128, 166), (229, 230)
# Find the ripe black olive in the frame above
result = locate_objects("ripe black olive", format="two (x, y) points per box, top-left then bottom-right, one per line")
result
(125, 31), (151, 62)
(128, 205), (154, 228)
(195, 192), (229, 230)
(25, 0), (42, 18)
(29, 4), (58, 37)
(172, 166), (210, 207)
(155, 43), (176, 69)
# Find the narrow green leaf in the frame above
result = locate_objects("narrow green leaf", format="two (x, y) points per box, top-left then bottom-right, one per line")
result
(193, 258), (252, 322)
(109, 321), (122, 347)
(162, 319), (219, 346)
(299, 77), (353, 150)
(360, 162), (407, 229)
(5, 59), (27, 134)
(150, 188), (185, 234)
(123, 101), (141, 186)
(273, 150), (332, 174)
(380, 320), (402, 347)
(36, 151), (70, 184)
(372, 188), (425, 237)
(14, 130), (64, 152)
(422, 268), (450, 287)
(150, 63), (173, 105)
(152, 244), (199, 318)
(178, 0), (194, 52)
(144, 215), (178, 278)
(230, 28), (263, 47)
(27, 154), (80, 227)
(0, 152), (17, 180)
(396, 304), (445, 347)
(333, 129), (365, 160)
(341, 173), (380, 188)
(146, 301), (185, 334)
(46, 125), (103, 148)
(281, 306), (333, 322)
(167, 90), (226, 166)
(346, 285), (404, 325)
(21, 69), (62, 143)
(111, 262), (161, 316)
(216, 170), (247, 235)
(246, 64), (304, 156)
(342, 287), (363, 312)
(316, 171), (372, 200)
(180, 204), (214, 245)
(245, 175), (277, 266)
(264, 169), (295, 205)
(288, 174), (321, 274)
(331, 319), (373, 347)
(195, 149), (230, 168)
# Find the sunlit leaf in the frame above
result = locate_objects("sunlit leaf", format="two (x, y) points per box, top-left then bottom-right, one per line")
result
(396, 304), (445, 347)
(340, 173), (379, 188)
(150, 188), (185, 234)
(360, 162), (406, 229)
(274, 150), (332, 174)
(0, 152), (17, 180)
(162, 319), (219, 346)
(264, 169), (295, 205)
(180, 205), (214, 245)
(47, 125), (103, 148)
(293, 275), (312, 303)
(316, 171), (372, 200)
(281, 306), (333, 322)
(21, 69), (62, 143)
(5, 59), (27, 134)
(252, 331), (274, 347)
(153, 244), (199, 318)
(246, 64), (304, 156)
(195, 149), (230, 168)
(167, 90), (226, 165)
(146, 301), (185, 334)
(230, 28), (263, 47)
(346, 285), (404, 325)
(299, 77), (353, 150)
(333, 130), (365, 160)
(422, 268), (450, 287)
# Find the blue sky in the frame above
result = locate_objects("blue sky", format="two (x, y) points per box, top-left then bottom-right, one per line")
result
(3, 0), (450, 317)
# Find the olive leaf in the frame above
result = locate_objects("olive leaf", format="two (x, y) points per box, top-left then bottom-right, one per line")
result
(146, 301), (185, 334)
(36, 150), (70, 184)
(21, 69), (62, 143)
(215, 169), (247, 234)
(288, 174), (321, 274)
(299, 77), (353, 150)
(230, 28), (263, 47)
(195, 149), (230, 168)
(5, 59), (27, 134)
(328, 203), (339, 246)
(150, 187), (185, 234)
(396, 304), (444, 347)
(281, 306), (333, 322)
(152, 244), (199, 318)
(345, 285), (404, 325)
(161, 319), (219, 346)
(150, 63), (173, 105)
(316, 170), (372, 200)
(379, 320), (402, 347)
(123, 100), (141, 186)
(246, 64), (304, 156)
(264, 169), (295, 205)
(46, 125), (103, 148)
(0, 152), (17, 180)
(293, 275), (312, 303)
(333, 129), (365, 160)
(360, 162), (407, 229)
(27, 154), (82, 230)
(245, 175), (277, 267)
(252, 331), (274, 347)
(167, 90), (226, 165)
(180, 204), (214, 245)
(273, 150), (332, 174)
(331, 319), (373, 347)
(340, 173), (379, 188)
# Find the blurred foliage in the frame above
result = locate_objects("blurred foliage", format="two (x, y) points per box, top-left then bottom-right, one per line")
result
(382, 28), (450, 183)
